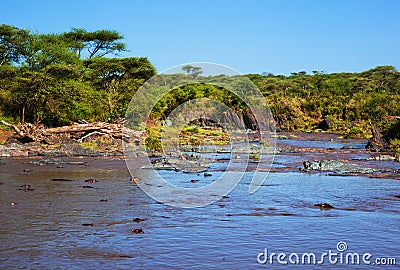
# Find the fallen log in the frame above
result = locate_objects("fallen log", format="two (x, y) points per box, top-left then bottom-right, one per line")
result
(78, 131), (106, 142)
(1, 120), (145, 144)
(1, 120), (44, 142)
(45, 123), (97, 133)
(1, 120), (24, 137)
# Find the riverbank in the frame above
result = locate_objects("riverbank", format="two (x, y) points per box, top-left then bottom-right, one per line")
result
(1, 131), (399, 180)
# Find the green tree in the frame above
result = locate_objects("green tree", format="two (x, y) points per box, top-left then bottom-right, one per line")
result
(182, 65), (203, 78)
(63, 28), (126, 59)
(0, 24), (30, 66)
(84, 57), (156, 120)
(8, 33), (81, 124)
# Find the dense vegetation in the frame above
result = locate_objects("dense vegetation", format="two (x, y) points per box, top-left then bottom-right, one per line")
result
(0, 24), (156, 126)
(1, 25), (399, 150)
(249, 67), (400, 136)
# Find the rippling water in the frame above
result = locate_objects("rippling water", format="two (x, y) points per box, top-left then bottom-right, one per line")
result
(1, 154), (399, 268)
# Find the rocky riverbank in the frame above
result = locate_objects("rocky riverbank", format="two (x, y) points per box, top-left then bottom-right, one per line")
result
(1, 126), (399, 179)
(0, 141), (124, 157)
(0, 120), (144, 157)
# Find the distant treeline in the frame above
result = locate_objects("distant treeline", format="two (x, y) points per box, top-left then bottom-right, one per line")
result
(248, 67), (400, 136)
(1, 25), (400, 141)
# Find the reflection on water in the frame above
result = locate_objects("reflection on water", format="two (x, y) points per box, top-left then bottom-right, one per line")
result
(0, 157), (399, 268)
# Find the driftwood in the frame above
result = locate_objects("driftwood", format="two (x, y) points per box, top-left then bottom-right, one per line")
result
(1, 120), (24, 137)
(1, 120), (145, 143)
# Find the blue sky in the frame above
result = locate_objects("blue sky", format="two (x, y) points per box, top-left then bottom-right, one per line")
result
(2, 0), (399, 74)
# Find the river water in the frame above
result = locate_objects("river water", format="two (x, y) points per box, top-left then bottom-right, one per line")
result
(1, 137), (399, 269)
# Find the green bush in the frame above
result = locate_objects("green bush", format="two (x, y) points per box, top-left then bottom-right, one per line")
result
(145, 135), (162, 152)
(345, 127), (364, 138)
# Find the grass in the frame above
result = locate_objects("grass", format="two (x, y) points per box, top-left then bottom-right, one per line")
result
(79, 141), (98, 150)
(79, 137), (119, 151)
(249, 152), (260, 160)
(179, 126), (230, 146)
(390, 139), (400, 154)
(144, 124), (231, 151)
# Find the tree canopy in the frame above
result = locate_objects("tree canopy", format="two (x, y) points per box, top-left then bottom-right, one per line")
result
(0, 25), (155, 126)
(63, 28), (126, 59)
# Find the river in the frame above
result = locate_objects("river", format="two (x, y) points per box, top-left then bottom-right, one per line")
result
(1, 135), (399, 269)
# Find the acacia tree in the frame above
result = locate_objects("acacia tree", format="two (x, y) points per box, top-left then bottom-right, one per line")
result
(182, 65), (203, 78)
(84, 57), (156, 120)
(0, 24), (30, 66)
(8, 33), (82, 124)
(63, 28), (126, 59)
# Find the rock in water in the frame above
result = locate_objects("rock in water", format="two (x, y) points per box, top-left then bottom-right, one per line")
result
(366, 126), (387, 152)
(341, 145), (358, 149)
(367, 155), (395, 161)
(81, 185), (95, 189)
(51, 178), (73, 182)
(242, 108), (258, 130)
(302, 160), (376, 174)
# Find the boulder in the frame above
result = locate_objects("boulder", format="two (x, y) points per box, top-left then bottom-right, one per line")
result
(366, 126), (388, 152)
(242, 108), (258, 130)
(302, 160), (376, 174)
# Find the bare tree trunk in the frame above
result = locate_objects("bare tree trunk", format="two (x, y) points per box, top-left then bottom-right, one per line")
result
(108, 93), (114, 117)
(21, 105), (25, 124)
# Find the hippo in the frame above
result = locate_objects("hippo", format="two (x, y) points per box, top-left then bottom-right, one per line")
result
(18, 184), (34, 191)
(314, 203), (334, 210)
(84, 179), (97, 183)
(131, 228), (144, 234)
(130, 177), (141, 182)
(81, 185), (95, 189)
(133, 218), (147, 223)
